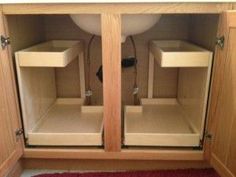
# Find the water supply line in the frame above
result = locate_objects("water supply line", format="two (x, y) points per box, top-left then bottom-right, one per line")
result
(90, 35), (139, 105)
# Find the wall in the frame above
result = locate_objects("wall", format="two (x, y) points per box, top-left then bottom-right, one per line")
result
(189, 14), (219, 51)
(7, 15), (45, 53)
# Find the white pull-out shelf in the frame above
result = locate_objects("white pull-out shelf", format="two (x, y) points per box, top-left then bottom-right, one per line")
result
(150, 40), (212, 67)
(28, 98), (103, 146)
(124, 98), (200, 147)
(16, 40), (84, 67)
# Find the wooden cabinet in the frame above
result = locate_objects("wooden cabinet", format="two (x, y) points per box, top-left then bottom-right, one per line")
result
(0, 8), (23, 177)
(0, 3), (236, 177)
(206, 11), (236, 177)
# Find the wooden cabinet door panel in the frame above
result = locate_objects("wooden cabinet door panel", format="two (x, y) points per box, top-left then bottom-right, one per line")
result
(207, 11), (236, 177)
(0, 7), (23, 177)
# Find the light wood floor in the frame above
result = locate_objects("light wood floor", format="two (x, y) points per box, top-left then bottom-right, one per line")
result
(21, 170), (67, 177)
(21, 169), (121, 177)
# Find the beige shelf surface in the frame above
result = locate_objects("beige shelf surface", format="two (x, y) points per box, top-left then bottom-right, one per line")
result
(124, 98), (200, 147)
(28, 98), (103, 146)
(16, 40), (83, 67)
(150, 40), (212, 67)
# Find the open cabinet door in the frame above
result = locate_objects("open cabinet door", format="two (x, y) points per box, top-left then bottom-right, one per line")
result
(206, 11), (236, 177)
(0, 6), (23, 177)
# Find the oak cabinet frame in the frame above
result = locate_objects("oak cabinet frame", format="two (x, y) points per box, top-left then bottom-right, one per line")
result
(0, 3), (236, 177)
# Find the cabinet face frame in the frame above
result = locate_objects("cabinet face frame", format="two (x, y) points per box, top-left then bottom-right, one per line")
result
(205, 11), (236, 177)
(1, 3), (235, 164)
(0, 6), (23, 177)
(101, 13), (122, 152)
(1, 3), (233, 14)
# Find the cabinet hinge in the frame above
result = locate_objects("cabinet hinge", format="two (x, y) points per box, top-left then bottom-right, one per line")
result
(1, 35), (10, 50)
(205, 132), (212, 140)
(215, 36), (224, 49)
(85, 90), (93, 97)
(15, 128), (24, 140)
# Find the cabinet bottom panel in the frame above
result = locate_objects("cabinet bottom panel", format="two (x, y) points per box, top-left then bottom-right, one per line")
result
(27, 98), (103, 146)
(124, 98), (200, 147)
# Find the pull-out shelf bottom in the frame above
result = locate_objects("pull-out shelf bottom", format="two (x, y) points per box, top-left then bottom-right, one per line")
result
(124, 99), (200, 147)
(27, 98), (103, 146)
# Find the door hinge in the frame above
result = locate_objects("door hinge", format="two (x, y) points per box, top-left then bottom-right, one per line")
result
(205, 132), (212, 140)
(215, 36), (224, 49)
(15, 128), (24, 140)
(1, 35), (10, 50)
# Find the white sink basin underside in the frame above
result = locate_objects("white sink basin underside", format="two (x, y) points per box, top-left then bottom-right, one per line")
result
(70, 14), (161, 42)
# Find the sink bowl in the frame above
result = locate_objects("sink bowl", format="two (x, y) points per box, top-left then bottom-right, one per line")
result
(70, 14), (161, 42)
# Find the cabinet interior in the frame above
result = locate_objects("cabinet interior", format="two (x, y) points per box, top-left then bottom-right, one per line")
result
(7, 14), (219, 148)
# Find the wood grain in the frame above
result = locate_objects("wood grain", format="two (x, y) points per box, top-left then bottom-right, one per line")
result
(3, 6), (234, 169)
(2, 3), (233, 14)
(0, 8), (23, 177)
(228, 11), (236, 27)
(6, 160), (23, 177)
(210, 14), (233, 163)
(223, 25), (236, 177)
(101, 13), (121, 152)
(211, 154), (234, 177)
(234, 4), (236, 9)
(206, 12), (236, 177)
(23, 148), (204, 161)
(23, 158), (210, 171)
(227, 107), (236, 175)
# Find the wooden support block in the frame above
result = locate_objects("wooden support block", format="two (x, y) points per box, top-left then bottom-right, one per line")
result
(148, 52), (154, 98)
(78, 52), (86, 98)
